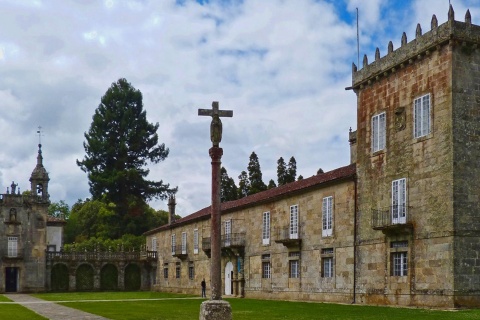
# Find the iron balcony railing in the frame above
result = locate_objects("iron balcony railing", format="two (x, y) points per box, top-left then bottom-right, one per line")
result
(202, 233), (246, 251)
(275, 225), (302, 242)
(371, 205), (412, 230)
(171, 244), (188, 256)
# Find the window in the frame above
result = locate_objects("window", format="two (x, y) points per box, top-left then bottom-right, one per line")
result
(322, 257), (334, 278)
(151, 237), (157, 252)
(321, 248), (334, 278)
(322, 196), (333, 237)
(262, 212), (270, 245)
(189, 263), (195, 280)
(289, 252), (300, 278)
(392, 252), (408, 276)
(163, 263), (169, 279)
(8, 237), (17, 257)
(193, 229), (199, 254)
(225, 220), (232, 246)
(289, 260), (300, 278)
(262, 254), (271, 279)
(392, 178), (407, 224)
(290, 205), (299, 239)
(181, 232), (187, 254)
(372, 112), (386, 152)
(414, 94), (431, 138)
(176, 263), (181, 279)
(171, 234), (176, 256)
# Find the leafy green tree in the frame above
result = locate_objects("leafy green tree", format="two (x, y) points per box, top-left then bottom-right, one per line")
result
(48, 200), (70, 219)
(247, 152), (267, 195)
(267, 179), (277, 189)
(298, 175), (304, 180)
(65, 199), (116, 243)
(76, 78), (176, 237)
(237, 171), (249, 198)
(220, 167), (238, 202)
(277, 157), (287, 186)
(285, 156), (297, 184)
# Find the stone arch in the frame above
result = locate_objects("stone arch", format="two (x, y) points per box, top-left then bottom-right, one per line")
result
(100, 263), (118, 291)
(124, 263), (141, 291)
(51, 263), (69, 292)
(76, 263), (94, 291)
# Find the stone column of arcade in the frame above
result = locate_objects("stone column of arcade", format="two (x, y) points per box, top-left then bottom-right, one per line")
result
(198, 101), (233, 320)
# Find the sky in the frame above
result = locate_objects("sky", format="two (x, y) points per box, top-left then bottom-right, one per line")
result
(0, 0), (478, 217)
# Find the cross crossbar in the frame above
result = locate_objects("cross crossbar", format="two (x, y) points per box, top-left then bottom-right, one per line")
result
(198, 101), (233, 118)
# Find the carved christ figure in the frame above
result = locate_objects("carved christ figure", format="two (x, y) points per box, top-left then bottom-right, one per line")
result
(210, 114), (223, 147)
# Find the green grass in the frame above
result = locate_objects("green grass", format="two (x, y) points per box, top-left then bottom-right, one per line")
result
(0, 295), (47, 320)
(30, 292), (480, 320)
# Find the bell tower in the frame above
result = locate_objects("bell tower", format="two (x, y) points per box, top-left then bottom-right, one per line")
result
(29, 143), (50, 200)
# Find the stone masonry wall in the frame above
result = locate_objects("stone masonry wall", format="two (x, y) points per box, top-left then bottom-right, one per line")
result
(150, 178), (356, 303)
(452, 40), (480, 307)
(354, 39), (455, 307)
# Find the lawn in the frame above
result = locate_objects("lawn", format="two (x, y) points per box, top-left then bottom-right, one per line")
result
(32, 292), (480, 320)
(0, 296), (47, 320)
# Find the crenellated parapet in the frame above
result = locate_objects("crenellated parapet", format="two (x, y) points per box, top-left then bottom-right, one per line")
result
(351, 5), (480, 90)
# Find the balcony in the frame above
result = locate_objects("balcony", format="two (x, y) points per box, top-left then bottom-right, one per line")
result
(2, 248), (24, 261)
(274, 226), (302, 248)
(371, 205), (413, 234)
(202, 233), (246, 257)
(171, 245), (188, 259)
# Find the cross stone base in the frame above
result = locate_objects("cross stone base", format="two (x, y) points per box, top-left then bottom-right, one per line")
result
(199, 300), (232, 320)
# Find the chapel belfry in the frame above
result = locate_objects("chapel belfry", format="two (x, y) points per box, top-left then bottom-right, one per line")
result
(29, 143), (50, 200)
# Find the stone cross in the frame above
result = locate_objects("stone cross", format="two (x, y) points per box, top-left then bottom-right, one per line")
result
(198, 101), (233, 320)
(198, 101), (233, 147)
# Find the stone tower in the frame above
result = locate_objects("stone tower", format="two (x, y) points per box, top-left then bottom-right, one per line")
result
(29, 143), (50, 200)
(350, 6), (480, 308)
(0, 143), (51, 293)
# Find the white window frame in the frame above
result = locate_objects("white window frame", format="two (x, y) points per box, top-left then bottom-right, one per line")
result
(372, 112), (386, 152)
(171, 234), (176, 256)
(391, 178), (407, 224)
(8, 237), (18, 258)
(414, 94), (431, 138)
(392, 252), (408, 276)
(290, 205), (299, 239)
(181, 232), (187, 254)
(289, 260), (300, 278)
(225, 220), (232, 246)
(322, 196), (333, 237)
(262, 261), (271, 279)
(262, 211), (270, 245)
(151, 237), (157, 252)
(193, 229), (199, 254)
(323, 257), (334, 278)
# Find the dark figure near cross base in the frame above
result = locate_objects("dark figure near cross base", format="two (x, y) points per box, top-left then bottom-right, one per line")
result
(201, 278), (206, 298)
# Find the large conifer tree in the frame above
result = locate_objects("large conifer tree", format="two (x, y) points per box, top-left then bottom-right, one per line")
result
(247, 152), (267, 195)
(77, 78), (176, 236)
(277, 156), (287, 186)
(220, 167), (238, 202)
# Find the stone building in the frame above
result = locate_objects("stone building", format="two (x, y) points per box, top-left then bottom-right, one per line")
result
(146, 6), (480, 308)
(0, 143), (64, 293)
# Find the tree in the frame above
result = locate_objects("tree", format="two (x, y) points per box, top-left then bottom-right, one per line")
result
(77, 78), (176, 237)
(237, 171), (249, 199)
(267, 179), (277, 189)
(277, 157), (287, 186)
(247, 152), (267, 195)
(48, 200), (70, 219)
(285, 156), (297, 184)
(220, 167), (238, 202)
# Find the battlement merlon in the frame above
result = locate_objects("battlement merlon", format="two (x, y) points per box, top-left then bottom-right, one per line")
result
(349, 8), (480, 91)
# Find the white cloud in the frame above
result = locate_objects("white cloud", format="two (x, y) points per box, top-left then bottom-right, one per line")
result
(0, 0), (477, 217)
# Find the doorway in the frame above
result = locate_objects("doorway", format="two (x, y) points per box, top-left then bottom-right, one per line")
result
(224, 262), (233, 296)
(5, 267), (18, 292)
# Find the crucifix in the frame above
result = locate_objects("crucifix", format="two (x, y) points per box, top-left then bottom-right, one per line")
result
(198, 101), (233, 320)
